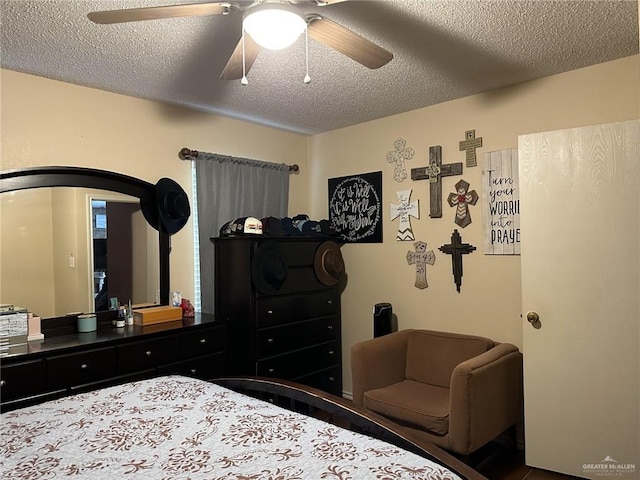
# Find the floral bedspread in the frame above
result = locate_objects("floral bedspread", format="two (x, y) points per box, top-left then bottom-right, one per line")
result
(0, 375), (461, 480)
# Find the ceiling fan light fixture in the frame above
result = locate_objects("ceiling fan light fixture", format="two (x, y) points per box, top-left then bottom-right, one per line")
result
(243, 2), (307, 50)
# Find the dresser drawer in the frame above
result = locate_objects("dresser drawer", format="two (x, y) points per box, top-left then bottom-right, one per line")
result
(158, 352), (227, 380)
(256, 316), (339, 358)
(295, 365), (342, 396)
(280, 241), (320, 266)
(0, 359), (46, 402)
(275, 267), (328, 295)
(172, 325), (225, 363)
(117, 336), (174, 375)
(254, 241), (339, 295)
(47, 347), (117, 389)
(256, 340), (340, 379)
(256, 290), (339, 328)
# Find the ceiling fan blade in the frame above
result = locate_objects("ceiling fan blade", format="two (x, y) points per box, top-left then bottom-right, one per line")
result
(87, 2), (236, 25)
(307, 16), (392, 69)
(220, 35), (261, 80)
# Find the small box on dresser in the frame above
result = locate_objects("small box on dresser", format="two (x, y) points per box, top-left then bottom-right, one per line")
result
(132, 305), (183, 325)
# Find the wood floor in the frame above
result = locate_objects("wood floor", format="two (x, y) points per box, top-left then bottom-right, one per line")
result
(479, 448), (585, 480)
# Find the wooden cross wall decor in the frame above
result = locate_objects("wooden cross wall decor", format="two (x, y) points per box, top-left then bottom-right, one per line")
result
(390, 190), (419, 241)
(406, 241), (436, 289)
(439, 229), (476, 293)
(386, 138), (415, 182)
(447, 179), (478, 228)
(410, 146), (463, 218)
(459, 130), (483, 167)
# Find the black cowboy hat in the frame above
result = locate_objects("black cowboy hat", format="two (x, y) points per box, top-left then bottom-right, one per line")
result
(141, 178), (190, 235)
(251, 241), (288, 294)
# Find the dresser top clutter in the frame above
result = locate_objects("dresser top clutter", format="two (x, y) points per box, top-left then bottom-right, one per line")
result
(3, 312), (221, 359)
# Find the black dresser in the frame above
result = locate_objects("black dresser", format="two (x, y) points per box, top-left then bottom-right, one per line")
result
(213, 237), (343, 396)
(0, 313), (226, 412)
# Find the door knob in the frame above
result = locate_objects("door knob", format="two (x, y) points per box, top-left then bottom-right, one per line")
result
(525, 311), (542, 329)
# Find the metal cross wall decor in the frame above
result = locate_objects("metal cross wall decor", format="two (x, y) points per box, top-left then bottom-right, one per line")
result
(447, 179), (478, 228)
(386, 138), (415, 182)
(459, 130), (483, 167)
(390, 189), (419, 241)
(410, 145), (463, 218)
(439, 229), (476, 293)
(407, 240), (436, 289)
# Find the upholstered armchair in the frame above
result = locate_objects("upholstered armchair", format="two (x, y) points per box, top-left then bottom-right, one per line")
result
(351, 329), (522, 456)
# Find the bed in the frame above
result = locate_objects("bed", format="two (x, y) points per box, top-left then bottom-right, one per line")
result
(0, 375), (487, 480)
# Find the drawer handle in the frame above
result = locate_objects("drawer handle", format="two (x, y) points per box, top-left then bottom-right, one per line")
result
(190, 368), (197, 374)
(267, 310), (273, 315)
(81, 363), (88, 370)
(199, 339), (206, 344)
(267, 338), (274, 344)
(0, 380), (5, 387)
(146, 351), (152, 357)
(327, 300), (333, 305)
(329, 376), (335, 382)
(327, 325), (333, 330)
(328, 350), (334, 356)
(268, 368), (275, 374)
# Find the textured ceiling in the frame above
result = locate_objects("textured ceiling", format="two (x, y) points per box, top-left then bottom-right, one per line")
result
(1, 0), (638, 135)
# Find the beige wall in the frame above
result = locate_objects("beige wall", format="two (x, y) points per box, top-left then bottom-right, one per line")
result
(1, 55), (638, 396)
(0, 189), (56, 316)
(1, 70), (309, 304)
(308, 55), (639, 394)
(50, 188), (83, 316)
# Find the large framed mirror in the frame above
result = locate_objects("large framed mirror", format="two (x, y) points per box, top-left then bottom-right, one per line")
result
(0, 167), (170, 320)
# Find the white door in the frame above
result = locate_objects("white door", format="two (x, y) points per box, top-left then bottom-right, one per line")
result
(519, 120), (639, 479)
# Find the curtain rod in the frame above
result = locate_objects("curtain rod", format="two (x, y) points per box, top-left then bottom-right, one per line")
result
(178, 147), (299, 174)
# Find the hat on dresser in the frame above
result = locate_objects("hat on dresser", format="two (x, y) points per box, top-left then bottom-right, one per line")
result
(314, 240), (345, 286)
(219, 221), (233, 237)
(261, 216), (284, 236)
(141, 178), (191, 235)
(221, 217), (263, 236)
(300, 220), (322, 235)
(251, 241), (288, 294)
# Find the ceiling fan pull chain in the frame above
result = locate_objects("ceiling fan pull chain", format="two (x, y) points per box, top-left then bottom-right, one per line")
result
(304, 26), (311, 84)
(241, 29), (248, 85)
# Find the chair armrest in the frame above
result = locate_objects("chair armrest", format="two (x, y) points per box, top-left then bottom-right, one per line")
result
(448, 343), (523, 454)
(351, 330), (412, 406)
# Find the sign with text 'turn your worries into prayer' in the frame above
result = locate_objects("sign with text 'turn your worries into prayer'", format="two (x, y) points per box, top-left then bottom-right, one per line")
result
(482, 149), (520, 255)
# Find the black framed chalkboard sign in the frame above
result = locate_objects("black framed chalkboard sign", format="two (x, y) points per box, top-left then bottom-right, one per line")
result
(328, 171), (383, 243)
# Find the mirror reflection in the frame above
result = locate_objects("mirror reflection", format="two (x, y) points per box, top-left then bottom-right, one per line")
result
(0, 187), (159, 319)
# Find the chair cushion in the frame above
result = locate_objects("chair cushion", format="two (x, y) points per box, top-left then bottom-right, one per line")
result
(363, 379), (450, 435)
(405, 330), (494, 387)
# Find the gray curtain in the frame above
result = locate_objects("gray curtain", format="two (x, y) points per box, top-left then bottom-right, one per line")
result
(195, 153), (289, 314)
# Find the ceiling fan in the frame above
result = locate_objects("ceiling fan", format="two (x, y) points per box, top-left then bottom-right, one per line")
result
(87, 0), (393, 82)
